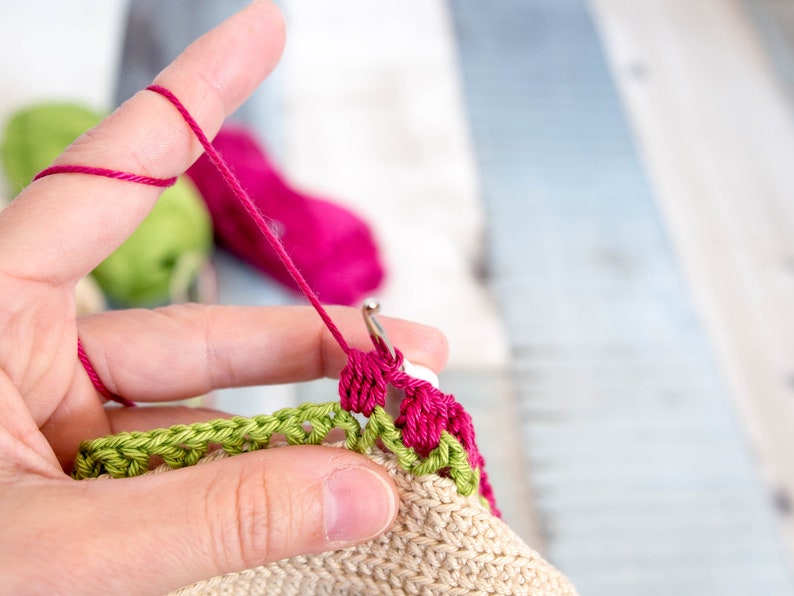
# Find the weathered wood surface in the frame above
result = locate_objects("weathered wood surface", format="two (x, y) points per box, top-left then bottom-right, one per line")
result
(590, 0), (794, 562)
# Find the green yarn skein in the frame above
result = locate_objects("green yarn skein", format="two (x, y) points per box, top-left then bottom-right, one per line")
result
(1, 102), (103, 193)
(1, 102), (212, 306)
(94, 176), (212, 305)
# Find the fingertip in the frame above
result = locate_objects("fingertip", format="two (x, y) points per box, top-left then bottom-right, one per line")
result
(324, 464), (399, 544)
(308, 306), (446, 378)
(157, 0), (287, 119)
(421, 322), (450, 372)
(246, 0), (287, 73)
(385, 318), (450, 374)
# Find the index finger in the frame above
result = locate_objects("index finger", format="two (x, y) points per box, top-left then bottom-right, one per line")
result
(0, 1), (285, 285)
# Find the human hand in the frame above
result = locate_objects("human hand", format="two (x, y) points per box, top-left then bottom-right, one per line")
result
(0, 2), (448, 593)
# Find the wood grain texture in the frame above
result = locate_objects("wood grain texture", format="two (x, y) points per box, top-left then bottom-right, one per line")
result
(589, 0), (794, 561)
(451, 0), (793, 592)
(280, 0), (510, 369)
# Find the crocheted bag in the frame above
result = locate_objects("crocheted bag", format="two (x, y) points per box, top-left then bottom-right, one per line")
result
(66, 85), (577, 595)
(74, 399), (576, 596)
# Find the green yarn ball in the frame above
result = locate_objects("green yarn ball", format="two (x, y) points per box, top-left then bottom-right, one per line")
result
(1, 102), (213, 306)
(93, 176), (212, 306)
(1, 103), (103, 191)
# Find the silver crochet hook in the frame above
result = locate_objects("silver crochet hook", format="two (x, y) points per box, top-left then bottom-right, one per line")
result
(362, 297), (397, 361)
(361, 298), (440, 391)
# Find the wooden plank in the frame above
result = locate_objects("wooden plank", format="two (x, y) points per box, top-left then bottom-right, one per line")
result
(589, 0), (794, 560)
(745, 0), (794, 99)
(280, 0), (510, 369)
(281, 0), (540, 547)
(449, 1), (792, 592)
(0, 1), (128, 197)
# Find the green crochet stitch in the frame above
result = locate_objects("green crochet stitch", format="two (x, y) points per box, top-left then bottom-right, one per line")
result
(73, 401), (482, 501)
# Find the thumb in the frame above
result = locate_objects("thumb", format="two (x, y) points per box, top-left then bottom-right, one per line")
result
(76, 446), (398, 594)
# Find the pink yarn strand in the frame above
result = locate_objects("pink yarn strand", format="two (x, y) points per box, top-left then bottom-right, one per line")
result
(146, 84), (351, 354)
(77, 339), (136, 407)
(34, 165), (177, 187)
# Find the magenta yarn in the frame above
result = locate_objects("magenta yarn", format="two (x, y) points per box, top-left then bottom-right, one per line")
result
(34, 165), (177, 187)
(187, 126), (385, 305)
(339, 343), (499, 516)
(76, 339), (136, 407)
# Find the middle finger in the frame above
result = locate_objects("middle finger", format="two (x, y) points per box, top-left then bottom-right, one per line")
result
(76, 304), (449, 403)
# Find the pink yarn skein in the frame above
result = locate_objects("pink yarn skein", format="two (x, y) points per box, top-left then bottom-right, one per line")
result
(188, 126), (384, 305)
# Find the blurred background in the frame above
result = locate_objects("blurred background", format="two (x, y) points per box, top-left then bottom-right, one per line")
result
(3, 1), (794, 594)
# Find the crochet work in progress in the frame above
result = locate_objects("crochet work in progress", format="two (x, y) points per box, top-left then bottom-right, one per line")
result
(59, 86), (577, 595)
(169, 448), (571, 596)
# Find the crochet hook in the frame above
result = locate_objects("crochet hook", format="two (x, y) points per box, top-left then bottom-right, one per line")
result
(361, 298), (440, 389)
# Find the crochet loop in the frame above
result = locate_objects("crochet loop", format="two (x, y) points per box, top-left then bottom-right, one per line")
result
(72, 401), (488, 509)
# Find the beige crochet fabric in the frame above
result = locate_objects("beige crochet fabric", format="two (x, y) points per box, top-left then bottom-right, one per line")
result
(165, 446), (577, 596)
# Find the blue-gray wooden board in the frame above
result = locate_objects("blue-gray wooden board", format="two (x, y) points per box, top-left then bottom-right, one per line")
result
(447, 0), (794, 593)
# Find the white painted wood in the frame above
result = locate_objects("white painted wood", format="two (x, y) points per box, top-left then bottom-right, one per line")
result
(0, 1), (128, 131)
(0, 0), (128, 196)
(280, 0), (510, 369)
(589, 0), (794, 558)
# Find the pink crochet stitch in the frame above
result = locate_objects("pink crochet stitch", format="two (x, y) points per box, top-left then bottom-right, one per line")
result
(339, 343), (497, 514)
(187, 126), (385, 305)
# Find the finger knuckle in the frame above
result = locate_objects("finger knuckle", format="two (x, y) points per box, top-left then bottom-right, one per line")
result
(207, 465), (289, 570)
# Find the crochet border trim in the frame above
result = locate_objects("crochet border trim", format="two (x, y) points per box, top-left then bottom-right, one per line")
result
(72, 401), (483, 505)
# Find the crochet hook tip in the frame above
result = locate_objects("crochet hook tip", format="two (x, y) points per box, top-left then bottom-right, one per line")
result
(362, 298), (397, 361)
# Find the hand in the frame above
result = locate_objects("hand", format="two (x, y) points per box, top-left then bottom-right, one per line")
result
(0, 3), (448, 594)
